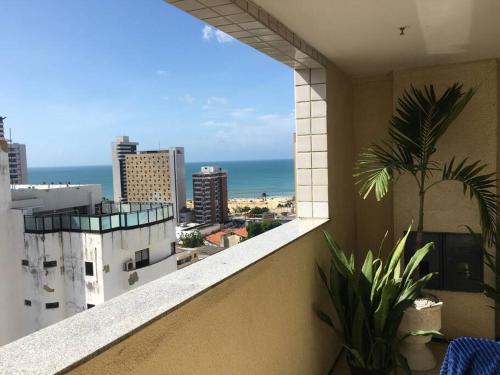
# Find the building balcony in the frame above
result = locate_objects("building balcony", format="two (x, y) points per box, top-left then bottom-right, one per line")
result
(23, 202), (174, 234)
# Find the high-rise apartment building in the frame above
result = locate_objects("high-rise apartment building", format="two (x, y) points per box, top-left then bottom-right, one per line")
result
(111, 136), (138, 202)
(0, 116), (5, 139)
(8, 143), (28, 184)
(125, 148), (186, 223)
(0, 117), (29, 184)
(192, 166), (228, 224)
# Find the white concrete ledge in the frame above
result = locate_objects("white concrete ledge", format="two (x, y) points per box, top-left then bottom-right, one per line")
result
(0, 218), (328, 375)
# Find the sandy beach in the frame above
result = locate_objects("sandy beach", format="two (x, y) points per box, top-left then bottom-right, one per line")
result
(187, 195), (295, 214)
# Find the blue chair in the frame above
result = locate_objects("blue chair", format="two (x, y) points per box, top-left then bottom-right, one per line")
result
(440, 337), (500, 375)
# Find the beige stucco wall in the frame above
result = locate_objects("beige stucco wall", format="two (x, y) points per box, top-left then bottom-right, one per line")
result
(352, 75), (395, 259)
(69, 226), (338, 375)
(326, 62), (356, 251)
(393, 59), (498, 339)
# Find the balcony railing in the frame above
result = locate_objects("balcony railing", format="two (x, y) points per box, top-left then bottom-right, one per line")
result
(24, 202), (174, 234)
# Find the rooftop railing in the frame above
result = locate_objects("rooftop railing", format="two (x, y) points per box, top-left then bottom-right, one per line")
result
(24, 202), (174, 234)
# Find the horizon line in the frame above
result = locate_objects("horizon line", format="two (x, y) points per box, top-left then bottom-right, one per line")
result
(28, 158), (294, 169)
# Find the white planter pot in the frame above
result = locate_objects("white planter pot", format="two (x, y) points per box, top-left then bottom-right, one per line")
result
(398, 301), (443, 371)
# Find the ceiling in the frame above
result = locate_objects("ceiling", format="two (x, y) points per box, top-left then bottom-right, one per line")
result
(252, 0), (500, 76)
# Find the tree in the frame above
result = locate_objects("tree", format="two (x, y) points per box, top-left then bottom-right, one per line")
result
(262, 192), (267, 201)
(247, 222), (264, 238)
(354, 83), (498, 252)
(179, 230), (204, 248)
(249, 207), (269, 216)
(247, 220), (282, 238)
(262, 220), (281, 232)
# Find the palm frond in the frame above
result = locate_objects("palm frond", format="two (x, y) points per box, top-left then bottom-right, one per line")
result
(354, 142), (416, 200)
(389, 83), (475, 166)
(441, 157), (498, 245)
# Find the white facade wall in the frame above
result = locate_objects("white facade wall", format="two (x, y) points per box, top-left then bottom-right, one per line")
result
(170, 147), (186, 223)
(8, 143), (28, 185)
(0, 141), (26, 345)
(22, 219), (176, 334)
(12, 184), (101, 214)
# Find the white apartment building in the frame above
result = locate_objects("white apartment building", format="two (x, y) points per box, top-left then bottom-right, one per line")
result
(111, 136), (138, 202)
(0, 141), (177, 345)
(8, 143), (28, 184)
(0, 117), (28, 184)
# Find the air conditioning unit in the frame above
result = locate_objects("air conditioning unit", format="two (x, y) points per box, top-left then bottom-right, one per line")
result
(123, 259), (134, 271)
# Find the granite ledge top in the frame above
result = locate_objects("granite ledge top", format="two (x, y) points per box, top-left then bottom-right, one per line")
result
(0, 218), (328, 375)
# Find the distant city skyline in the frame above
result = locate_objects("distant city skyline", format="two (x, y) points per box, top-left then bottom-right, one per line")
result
(0, 0), (294, 167)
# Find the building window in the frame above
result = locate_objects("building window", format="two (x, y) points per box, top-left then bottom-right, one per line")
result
(87, 304), (95, 309)
(170, 242), (176, 255)
(21, 259), (29, 266)
(43, 260), (57, 268)
(135, 249), (150, 269)
(85, 261), (94, 276)
(24, 299), (31, 306)
(45, 302), (59, 309)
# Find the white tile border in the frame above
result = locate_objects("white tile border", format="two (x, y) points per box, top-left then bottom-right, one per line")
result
(294, 68), (328, 219)
(167, 0), (328, 69)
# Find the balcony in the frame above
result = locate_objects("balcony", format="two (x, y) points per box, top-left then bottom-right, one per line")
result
(1, 0), (499, 373)
(23, 202), (174, 234)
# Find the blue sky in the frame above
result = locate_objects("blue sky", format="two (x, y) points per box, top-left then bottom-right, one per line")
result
(0, 0), (294, 167)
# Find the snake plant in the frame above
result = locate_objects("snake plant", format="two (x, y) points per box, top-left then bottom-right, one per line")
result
(315, 226), (441, 374)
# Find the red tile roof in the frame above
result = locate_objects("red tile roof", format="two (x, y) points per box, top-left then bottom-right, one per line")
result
(205, 227), (248, 246)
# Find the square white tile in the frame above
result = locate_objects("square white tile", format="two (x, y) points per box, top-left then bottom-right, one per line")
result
(312, 134), (327, 151)
(297, 201), (313, 218)
(311, 83), (326, 101)
(311, 117), (327, 134)
(296, 152), (311, 169)
(294, 69), (310, 86)
(297, 185), (312, 201)
(312, 185), (328, 202)
(295, 84), (311, 102)
(295, 102), (310, 119)
(297, 169), (312, 185)
(312, 152), (328, 168)
(311, 100), (327, 117)
(296, 118), (311, 135)
(312, 168), (328, 185)
(296, 135), (311, 152)
(313, 202), (329, 218)
(311, 68), (326, 84)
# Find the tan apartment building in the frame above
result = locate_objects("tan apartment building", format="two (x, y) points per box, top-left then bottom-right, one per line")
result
(125, 148), (186, 223)
(192, 166), (228, 224)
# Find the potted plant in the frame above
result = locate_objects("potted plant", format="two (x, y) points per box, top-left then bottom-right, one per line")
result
(353, 83), (498, 369)
(315, 226), (440, 374)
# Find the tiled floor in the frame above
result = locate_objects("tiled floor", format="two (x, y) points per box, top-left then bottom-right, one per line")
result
(334, 342), (447, 374)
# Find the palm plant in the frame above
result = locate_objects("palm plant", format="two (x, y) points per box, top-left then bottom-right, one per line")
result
(315, 227), (440, 374)
(354, 83), (498, 250)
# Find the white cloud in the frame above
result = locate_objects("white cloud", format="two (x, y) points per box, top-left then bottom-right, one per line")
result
(202, 25), (213, 40)
(202, 120), (232, 128)
(230, 107), (255, 117)
(215, 30), (233, 43)
(155, 69), (170, 76)
(202, 25), (233, 44)
(207, 96), (228, 105)
(179, 94), (195, 104)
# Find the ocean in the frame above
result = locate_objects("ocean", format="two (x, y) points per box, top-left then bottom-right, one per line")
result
(28, 159), (295, 200)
